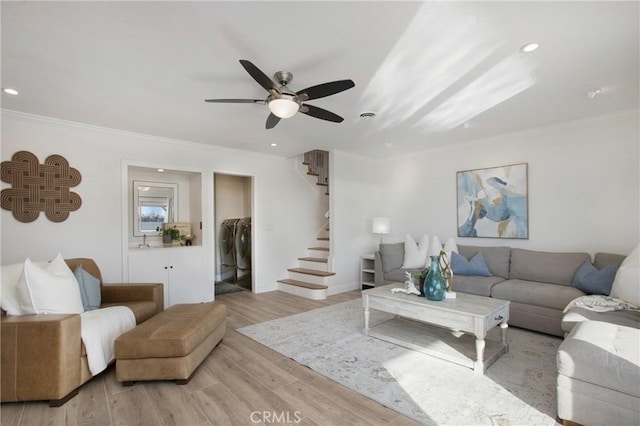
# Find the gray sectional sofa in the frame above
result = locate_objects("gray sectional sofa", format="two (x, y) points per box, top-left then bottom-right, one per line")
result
(375, 243), (639, 425)
(374, 244), (624, 337)
(557, 266), (639, 425)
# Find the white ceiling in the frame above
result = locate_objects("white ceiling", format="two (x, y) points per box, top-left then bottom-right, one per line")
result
(2, 1), (638, 159)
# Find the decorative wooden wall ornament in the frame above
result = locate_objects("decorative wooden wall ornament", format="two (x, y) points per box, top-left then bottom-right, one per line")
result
(1, 151), (82, 223)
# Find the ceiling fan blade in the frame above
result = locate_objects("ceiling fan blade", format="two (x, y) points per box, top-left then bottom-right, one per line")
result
(239, 60), (280, 94)
(299, 104), (344, 123)
(296, 80), (355, 101)
(266, 113), (281, 129)
(204, 99), (265, 104)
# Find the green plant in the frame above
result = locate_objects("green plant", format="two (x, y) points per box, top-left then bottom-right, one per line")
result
(413, 267), (430, 281)
(163, 227), (181, 241)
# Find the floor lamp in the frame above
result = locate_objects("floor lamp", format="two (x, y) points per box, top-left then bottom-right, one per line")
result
(372, 217), (391, 244)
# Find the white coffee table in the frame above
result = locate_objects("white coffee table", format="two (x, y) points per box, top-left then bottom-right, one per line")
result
(362, 284), (510, 373)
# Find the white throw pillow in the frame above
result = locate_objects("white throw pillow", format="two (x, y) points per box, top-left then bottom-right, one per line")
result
(16, 254), (84, 315)
(443, 237), (459, 260)
(401, 234), (429, 268)
(428, 235), (443, 258)
(1, 260), (49, 315)
(609, 244), (640, 306)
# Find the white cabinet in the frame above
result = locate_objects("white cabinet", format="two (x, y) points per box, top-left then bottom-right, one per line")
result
(128, 246), (212, 308)
(360, 254), (376, 288)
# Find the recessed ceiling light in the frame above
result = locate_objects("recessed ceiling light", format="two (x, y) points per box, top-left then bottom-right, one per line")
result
(520, 42), (540, 53)
(3, 88), (19, 95)
(586, 89), (602, 99)
(270, 143), (277, 147)
(157, 168), (165, 172)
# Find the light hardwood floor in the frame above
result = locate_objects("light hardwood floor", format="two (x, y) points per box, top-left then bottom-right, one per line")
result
(1, 290), (419, 426)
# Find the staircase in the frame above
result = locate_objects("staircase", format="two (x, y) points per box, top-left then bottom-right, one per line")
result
(277, 150), (333, 300)
(302, 150), (330, 195)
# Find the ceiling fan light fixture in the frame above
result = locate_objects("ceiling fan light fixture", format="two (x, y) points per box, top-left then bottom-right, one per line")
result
(268, 95), (300, 118)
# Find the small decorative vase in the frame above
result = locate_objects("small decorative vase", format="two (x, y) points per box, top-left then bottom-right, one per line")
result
(424, 255), (446, 301)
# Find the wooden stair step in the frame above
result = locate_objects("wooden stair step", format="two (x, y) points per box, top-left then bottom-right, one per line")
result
(308, 246), (329, 251)
(287, 268), (336, 277)
(317, 237), (329, 241)
(316, 182), (328, 186)
(306, 171), (319, 176)
(298, 257), (328, 263)
(277, 279), (328, 290)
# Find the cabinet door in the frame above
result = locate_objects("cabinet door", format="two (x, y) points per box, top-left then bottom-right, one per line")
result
(128, 250), (170, 308)
(168, 247), (213, 305)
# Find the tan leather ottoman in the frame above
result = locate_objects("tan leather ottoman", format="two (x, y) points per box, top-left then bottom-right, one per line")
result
(114, 302), (226, 385)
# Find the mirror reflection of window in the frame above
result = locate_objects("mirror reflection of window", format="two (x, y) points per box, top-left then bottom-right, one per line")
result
(133, 181), (177, 236)
(139, 199), (168, 231)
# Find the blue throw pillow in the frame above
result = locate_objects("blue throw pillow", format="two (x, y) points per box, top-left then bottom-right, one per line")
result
(451, 252), (492, 277)
(74, 265), (101, 310)
(572, 261), (618, 295)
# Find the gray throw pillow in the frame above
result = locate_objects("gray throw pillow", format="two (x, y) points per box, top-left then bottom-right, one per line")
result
(74, 265), (101, 310)
(572, 261), (618, 295)
(380, 243), (404, 273)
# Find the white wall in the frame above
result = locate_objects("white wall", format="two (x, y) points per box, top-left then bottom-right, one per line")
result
(375, 111), (640, 256)
(0, 110), (318, 294)
(3, 109), (637, 298)
(330, 151), (383, 292)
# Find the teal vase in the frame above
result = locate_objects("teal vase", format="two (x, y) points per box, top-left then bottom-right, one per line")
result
(424, 255), (446, 301)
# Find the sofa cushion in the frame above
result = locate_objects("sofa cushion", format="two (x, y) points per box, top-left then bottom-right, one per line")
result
(1, 260), (49, 315)
(401, 234), (429, 268)
(557, 321), (640, 398)
(383, 267), (423, 283)
(74, 265), (102, 311)
(451, 275), (505, 297)
(16, 255), (84, 315)
(610, 244), (640, 306)
(379, 243), (404, 273)
(451, 252), (492, 276)
(457, 245), (510, 279)
(562, 307), (640, 333)
(509, 248), (590, 285)
(443, 237), (458, 259)
(491, 279), (584, 310)
(572, 261), (618, 296)
(594, 252), (626, 270)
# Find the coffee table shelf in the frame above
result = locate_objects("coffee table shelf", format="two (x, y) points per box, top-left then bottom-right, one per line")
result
(368, 317), (507, 372)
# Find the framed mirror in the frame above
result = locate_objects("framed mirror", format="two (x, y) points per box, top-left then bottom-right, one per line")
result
(133, 180), (178, 236)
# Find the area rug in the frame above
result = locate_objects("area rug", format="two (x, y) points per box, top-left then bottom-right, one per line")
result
(238, 298), (561, 426)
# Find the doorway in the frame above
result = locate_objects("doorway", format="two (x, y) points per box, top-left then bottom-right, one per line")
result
(214, 173), (253, 294)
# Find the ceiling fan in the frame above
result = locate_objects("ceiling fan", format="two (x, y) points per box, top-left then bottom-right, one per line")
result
(205, 60), (355, 129)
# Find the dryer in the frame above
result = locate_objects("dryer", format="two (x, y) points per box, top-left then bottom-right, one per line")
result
(235, 217), (251, 271)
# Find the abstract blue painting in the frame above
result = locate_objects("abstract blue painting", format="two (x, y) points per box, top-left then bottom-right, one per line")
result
(457, 163), (528, 239)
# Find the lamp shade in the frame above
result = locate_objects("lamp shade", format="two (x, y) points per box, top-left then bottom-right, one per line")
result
(372, 217), (391, 234)
(268, 97), (299, 118)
